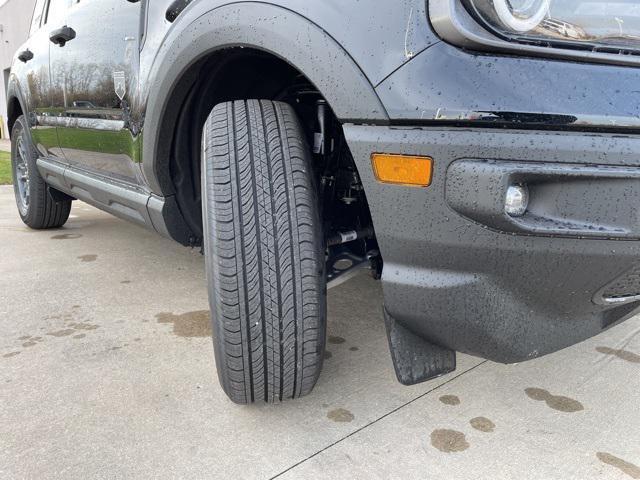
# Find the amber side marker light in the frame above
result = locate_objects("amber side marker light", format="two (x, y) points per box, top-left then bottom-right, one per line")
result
(371, 154), (433, 187)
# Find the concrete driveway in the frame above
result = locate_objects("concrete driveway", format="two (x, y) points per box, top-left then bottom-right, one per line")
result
(1, 184), (639, 480)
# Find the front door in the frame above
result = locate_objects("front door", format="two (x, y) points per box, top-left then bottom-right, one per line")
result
(19, 0), (70, 160)
(49, 0), (142, 184)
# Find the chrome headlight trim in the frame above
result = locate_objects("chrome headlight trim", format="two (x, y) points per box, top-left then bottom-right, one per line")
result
(428, 0), (640, 67)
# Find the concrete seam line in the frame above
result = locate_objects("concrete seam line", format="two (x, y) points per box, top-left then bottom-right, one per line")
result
(269, 360), (489, 479)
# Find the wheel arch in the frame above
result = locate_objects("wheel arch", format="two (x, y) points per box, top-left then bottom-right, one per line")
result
(6, 77), (27, 138)
(141, 2), (388, 199)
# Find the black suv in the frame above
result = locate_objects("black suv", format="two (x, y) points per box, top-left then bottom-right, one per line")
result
(8, 0), (640, 403)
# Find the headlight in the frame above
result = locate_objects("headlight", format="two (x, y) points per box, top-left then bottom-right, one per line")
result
(492, 0), (551, 33)
(462, 0), (640, 52)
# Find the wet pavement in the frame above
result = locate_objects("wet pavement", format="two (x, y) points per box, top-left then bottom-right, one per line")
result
(1, 185), (639, 479)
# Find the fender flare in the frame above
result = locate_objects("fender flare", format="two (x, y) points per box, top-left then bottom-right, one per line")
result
(141, 1), (389, 195)
(6, 76), (28, 136)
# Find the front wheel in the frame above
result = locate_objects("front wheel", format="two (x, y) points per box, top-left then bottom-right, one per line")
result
(11, 115), (71, 229)
(202, 100), (326, 404)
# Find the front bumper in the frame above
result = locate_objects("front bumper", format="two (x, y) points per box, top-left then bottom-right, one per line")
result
(344, 126), (640, 363)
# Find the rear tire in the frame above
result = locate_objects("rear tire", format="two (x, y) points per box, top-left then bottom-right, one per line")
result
(11, 116), (71, 229)
(202, 100), (326, 404)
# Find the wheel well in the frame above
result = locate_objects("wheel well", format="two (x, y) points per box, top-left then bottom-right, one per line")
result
(166, 48), (376, 245)
(164, 48), (380, 279)
(7, 96), (23, 137)
(165, 48), (305, 240)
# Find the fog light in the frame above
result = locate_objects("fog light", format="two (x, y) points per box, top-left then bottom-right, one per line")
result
(505, 185), (529, 217)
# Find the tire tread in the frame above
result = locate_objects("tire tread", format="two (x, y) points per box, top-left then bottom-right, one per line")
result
(202, 100), (325, 404)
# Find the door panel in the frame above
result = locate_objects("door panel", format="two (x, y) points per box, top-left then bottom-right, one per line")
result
(49, 0), (142, 184)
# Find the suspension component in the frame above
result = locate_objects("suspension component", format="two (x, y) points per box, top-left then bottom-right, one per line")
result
(326, 246), (380, 289)
(327, 227), (374, 247)
(314, 99), (330, 155)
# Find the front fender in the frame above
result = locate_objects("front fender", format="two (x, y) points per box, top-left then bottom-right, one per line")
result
(141, 1), (388, 195)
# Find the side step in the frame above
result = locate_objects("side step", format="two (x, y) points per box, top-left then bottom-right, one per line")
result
(384, 309), (456, 385)
(37, 157), (154, 227)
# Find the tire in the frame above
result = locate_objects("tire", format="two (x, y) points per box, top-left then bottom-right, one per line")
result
(202, 100), (326, 404)
(11, 116), (72, 229)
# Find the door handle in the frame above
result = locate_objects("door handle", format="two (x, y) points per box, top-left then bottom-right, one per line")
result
(18, 49), (34, 63)
(49, 26), (76, 47)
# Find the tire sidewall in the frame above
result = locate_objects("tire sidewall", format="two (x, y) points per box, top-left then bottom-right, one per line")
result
(11, 117), (40, 224)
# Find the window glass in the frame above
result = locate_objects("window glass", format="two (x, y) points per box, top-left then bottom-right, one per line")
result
(45, 0), (71, 26)
(30, 0), (47, 34)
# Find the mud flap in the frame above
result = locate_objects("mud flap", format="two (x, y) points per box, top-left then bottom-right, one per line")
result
(384, 309), (456, 385)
